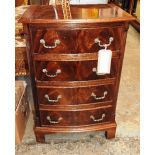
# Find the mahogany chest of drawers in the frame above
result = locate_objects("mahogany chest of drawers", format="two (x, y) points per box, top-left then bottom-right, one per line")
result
(20, 4), (134, 143)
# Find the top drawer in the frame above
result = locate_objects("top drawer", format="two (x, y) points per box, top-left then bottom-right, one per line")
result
(30, 27), (123, 54)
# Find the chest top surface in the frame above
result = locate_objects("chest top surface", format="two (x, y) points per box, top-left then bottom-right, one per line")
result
(19, 4), (135, 24)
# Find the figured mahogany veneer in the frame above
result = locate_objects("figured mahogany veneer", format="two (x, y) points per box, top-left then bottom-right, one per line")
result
(37, 84), (114, 106)
(40, 106), (114, 127)
(20, 4), (135, 143)
(34, 59), (118, 82)
(30, 27), (122, 54)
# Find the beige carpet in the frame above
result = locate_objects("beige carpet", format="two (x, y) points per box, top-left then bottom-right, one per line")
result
(16, 26), (140, 155)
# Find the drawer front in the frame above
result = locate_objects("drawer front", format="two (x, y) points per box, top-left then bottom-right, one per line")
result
(34, 61), (77, 81)
(34, 59), (118, 81)
(77, 85), (114, 104)
(31, 29), (77, 54)
(40, 107), (114, 127)
(37, 84), (113, 106)
(30, 27), (122, 54)
(77, 59), (118, 81)
(37, 88), (77, 105)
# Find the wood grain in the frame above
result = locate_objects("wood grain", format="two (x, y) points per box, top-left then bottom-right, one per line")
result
(40, 106), (114, 127)
(19, 4), (135, 24)
(34, 59), (119, 82)
(33, 52), (120, 61)
(37, 84), (114, 106)
(30, 27), (123, 54)
(20, 4), (133, 142)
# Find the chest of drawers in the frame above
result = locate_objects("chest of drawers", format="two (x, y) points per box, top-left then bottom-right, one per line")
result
(20, 4), (135, 143)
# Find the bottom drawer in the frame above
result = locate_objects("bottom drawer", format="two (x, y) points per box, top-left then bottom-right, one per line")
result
(40, 107), (114, 127)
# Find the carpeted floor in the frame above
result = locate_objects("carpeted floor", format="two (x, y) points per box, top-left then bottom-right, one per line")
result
(16, 136), (139, 155)
(16, 25), (140, 155)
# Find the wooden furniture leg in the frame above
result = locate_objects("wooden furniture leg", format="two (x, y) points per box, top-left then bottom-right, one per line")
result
(35, 132), (45, 143)
(105, 127), (116, 139)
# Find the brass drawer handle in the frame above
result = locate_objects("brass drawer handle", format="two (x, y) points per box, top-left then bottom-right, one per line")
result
(94, 37), (114, 49)
(44, 94), (62, 103)
(92, 68), (106, 75)
(42, 69), (61, 78)
(92, 67), (97, 72)
(40, 39), (61, 49)
(90, 113), (106, 122)
(46, 116), (63, 124)
(91, 91), (108, 100)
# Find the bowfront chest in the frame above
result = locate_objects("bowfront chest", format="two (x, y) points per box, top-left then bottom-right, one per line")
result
(20, 4), (135, 143)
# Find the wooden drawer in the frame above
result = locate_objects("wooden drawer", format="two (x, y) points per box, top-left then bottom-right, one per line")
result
(37, 84), (113, 106)
(35, 61), (77, 81)
(40, 106), (114, 127)
(37, 87), (77, 105)
(77, 85), (114, 104)
(34, 59), (118, 82)
(30, 27), (122, 54)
